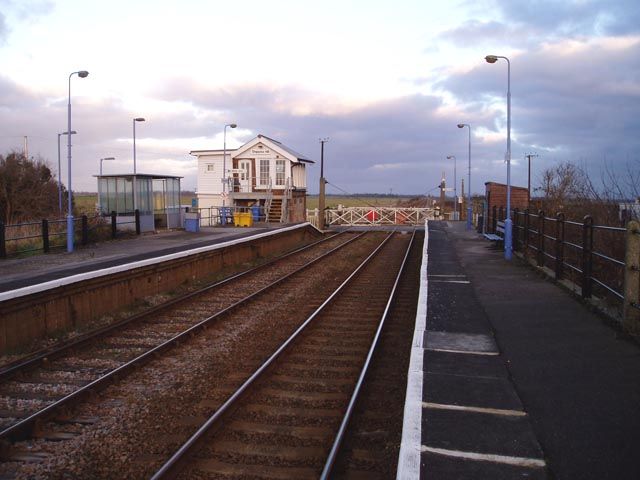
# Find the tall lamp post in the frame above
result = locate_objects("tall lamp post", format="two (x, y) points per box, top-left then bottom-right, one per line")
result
(319, 138), (329, 230)
(485, 54), (512, 260)
(447, 155), (456, 220)
(457, 123), (472, 230)
(132, 117), (145, 213)
(99, 157), (115, 214)
(57, 130), (76, 217)
(525, 153), (538, 206)
(222, 123), (237, 208)
(100, 156), (115, 176)
(66, 70), (89, 253)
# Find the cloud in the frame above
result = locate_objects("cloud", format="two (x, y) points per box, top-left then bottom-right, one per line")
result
(0, 0), (53, 45)
(439, 1), (640, 51)
(439, 20), (521, 47)
(495, 0), (640, 37)
(437, 33), (640, 190)
(0, 12), (7, 45)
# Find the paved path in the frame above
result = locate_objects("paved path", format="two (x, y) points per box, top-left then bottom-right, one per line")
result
(421, 221), (640, 479)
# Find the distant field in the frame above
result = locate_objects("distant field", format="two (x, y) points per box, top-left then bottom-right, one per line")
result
(73, 193), (196, 214)
(305, 195), (410, 210)
(75, 193), (413, 213)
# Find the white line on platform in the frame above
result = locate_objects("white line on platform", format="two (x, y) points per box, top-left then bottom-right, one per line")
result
(421, 446), (546, 468)
(428, 274), (467, 277)
(396, 220), (429, 480)
(423, 402), (526, 417)
(430, 280), (471, 284)
(426, 347), (500, 356)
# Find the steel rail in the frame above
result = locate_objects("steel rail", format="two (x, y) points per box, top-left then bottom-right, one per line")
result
(0, 231), (366, 444)
(320, 229), (416, 479)
(0, 231), (346, 381)
(150, 231), (397, 480)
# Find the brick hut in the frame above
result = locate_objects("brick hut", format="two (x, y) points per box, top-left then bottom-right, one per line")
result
(485, 181), (529, 232)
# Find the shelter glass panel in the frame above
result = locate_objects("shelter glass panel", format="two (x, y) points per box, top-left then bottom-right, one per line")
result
(123, 178), (133, 213)
(116, 178), (126, 213)
(107, 178), (116, 214)
(137, 178), (152, 214)
(153, 179), (166, 213)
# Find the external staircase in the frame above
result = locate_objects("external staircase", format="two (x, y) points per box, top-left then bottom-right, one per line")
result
(267, 198), (283, 222)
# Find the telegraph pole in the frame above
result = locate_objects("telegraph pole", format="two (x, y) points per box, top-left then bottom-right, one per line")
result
(439, 172), (446, 215)
(318, 138), (329, 230)
(525, 153), (538, 206)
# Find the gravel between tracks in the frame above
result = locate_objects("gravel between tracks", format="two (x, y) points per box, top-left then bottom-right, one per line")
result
(1, 233), (386, 480)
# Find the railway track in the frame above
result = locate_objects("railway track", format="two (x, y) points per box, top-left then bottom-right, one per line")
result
(150, 230), (417, 480)
(0, 231), (364, 447)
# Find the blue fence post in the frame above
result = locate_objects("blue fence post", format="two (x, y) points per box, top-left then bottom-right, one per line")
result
(135, 209), (141, 235)
(111, 211), (117, 239)
(42, 219), (50, 253)
(0, 221), (5, 258)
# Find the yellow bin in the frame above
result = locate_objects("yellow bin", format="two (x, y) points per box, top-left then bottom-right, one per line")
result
(234, 212), (253, 227)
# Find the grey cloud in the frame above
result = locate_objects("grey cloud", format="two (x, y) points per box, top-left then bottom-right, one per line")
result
(439, 20), (521, 47)
(495, 0), (640, 37)
(438, 35), (640, 192)
(0, 0), (53, 45)
(440, 1), (640, 52)
(0, 12), (7, 45)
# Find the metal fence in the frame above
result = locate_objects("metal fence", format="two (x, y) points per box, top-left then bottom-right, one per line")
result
(485, 207), (638, 330)
(194, 205), (265, 227)
(0, 211), (141, 258)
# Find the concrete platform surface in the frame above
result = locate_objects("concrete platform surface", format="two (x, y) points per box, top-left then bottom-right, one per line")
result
(416, 221), (640, 480)
(0, 225), (281, 292)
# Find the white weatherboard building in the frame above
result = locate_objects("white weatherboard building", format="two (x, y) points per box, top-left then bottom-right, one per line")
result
(191, 135), (314, 223)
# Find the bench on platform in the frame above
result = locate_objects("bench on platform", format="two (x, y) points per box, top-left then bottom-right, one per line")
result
(484, 220), (505, 242)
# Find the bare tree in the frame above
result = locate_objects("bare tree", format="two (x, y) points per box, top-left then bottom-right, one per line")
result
(0, 152), (64, 224)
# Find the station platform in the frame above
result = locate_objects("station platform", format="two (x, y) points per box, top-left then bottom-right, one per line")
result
(0, 225), (281, 293)
(399, 221), (640, 480)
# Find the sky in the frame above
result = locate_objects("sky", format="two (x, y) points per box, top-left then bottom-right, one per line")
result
(0, 0), (638, 197)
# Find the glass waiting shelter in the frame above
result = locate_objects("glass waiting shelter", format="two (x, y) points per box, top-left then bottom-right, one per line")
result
(96, 174), (182, 232)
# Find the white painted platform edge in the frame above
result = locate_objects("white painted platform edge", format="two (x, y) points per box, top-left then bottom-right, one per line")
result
(396, 220), (429, 480)
(421, 446), (546, 468)
(0, 223), (311, 303)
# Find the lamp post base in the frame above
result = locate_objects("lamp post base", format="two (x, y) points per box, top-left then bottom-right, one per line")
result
(66, 215), (74, 253)
(504, 217), (513, 260)
(466, 206), (472, 230)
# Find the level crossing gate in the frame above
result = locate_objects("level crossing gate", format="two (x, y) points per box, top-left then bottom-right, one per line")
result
(323, 206), (435, 226)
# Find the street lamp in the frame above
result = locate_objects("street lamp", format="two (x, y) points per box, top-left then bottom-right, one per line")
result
(133, 117), (145, 175)
(100, 156), (115, 176)
(319, 138), (329, 230)
(133, 117), (145, 213)
(66, 70), (89, 253)
(485, 54), (512, 260)
(222, 123), (237, 207)
(57, 130), (76, 217)
(447, 155), (457, 220)
(457, 123), (472, 230)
